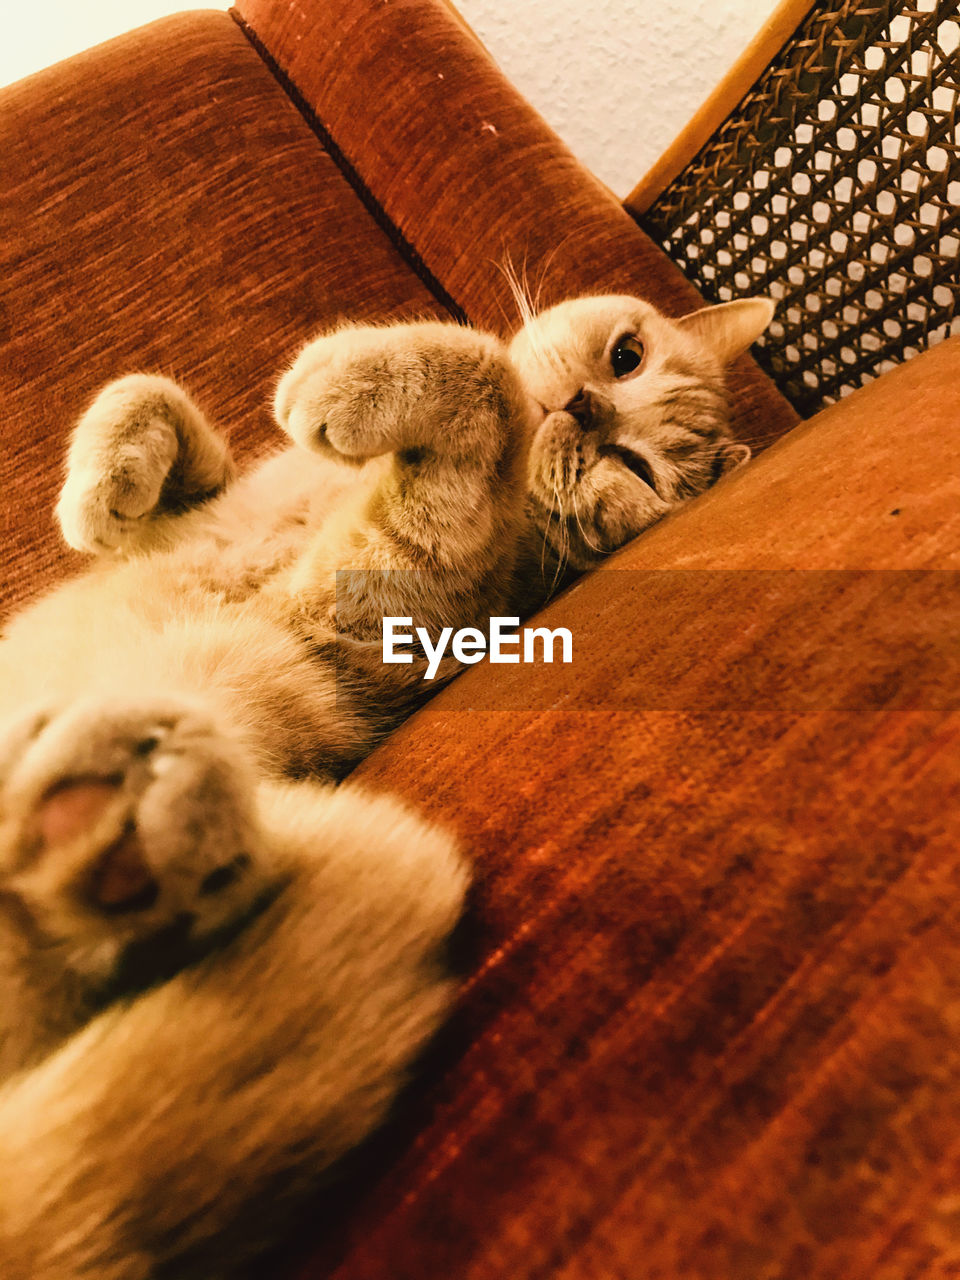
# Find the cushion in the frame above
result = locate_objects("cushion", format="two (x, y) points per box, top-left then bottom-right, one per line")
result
(331, 338), (960, 1279)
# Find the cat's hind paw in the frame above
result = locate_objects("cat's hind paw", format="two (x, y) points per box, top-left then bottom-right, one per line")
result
(0, 698), (271, 987)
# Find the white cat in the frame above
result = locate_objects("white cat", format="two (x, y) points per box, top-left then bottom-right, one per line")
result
(0, 293), (771, 1277)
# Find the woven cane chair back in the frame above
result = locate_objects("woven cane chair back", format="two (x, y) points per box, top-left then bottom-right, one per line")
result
(634, 1), (960, 416)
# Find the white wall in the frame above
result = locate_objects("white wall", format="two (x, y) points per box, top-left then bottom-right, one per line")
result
(456, 0), (780, 196)
(2, 1), (780, 198)
(2, 1), (226, 89)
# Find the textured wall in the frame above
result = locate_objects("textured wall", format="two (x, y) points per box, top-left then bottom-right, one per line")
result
(2, 1), (226, 87)
(457, 0), (780, 197)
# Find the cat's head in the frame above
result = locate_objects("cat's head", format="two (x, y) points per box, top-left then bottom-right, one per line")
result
(508, 294), (774, 570)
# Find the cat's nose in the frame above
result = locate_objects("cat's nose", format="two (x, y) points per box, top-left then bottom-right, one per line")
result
(563, 388), (594, 427)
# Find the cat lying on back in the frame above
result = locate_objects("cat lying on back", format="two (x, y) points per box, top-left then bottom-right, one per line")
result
(0, 293), (771, 1277)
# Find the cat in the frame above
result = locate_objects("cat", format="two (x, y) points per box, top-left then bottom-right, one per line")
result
(0, 292), (771, 1277)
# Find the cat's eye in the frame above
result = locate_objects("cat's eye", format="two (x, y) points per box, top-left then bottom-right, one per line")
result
(610, 335), (645, 379)
(603, 445), (658, 491)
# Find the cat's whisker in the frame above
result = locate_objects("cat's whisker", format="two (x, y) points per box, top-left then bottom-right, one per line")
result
(495, 252), (537, 332)
(531, 234), (574, 316)
(491, 254), (525, 331)
(731, 432), (763, 449)
(537, 473), (561, 585)
(492, 293), (515, 334)
(546, 474), (570, 599)
(519, 258), (537, 326)
(572, 490), (601, 555)
(539, 498), (551, 582)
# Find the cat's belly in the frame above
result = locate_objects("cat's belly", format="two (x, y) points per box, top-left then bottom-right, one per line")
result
(0, 449), (388, 774)
(160, 447), (376, 596)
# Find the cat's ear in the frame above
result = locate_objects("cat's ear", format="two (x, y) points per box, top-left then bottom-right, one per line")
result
(677, 298), (775, 364)
(713, 439), (752, 478)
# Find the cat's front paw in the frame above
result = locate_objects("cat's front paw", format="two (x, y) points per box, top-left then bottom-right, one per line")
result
(274, 322), (509, 462)
(57, 375), (234, 555)
(274, 326), (407, 463)
(0, 698), (271, 987)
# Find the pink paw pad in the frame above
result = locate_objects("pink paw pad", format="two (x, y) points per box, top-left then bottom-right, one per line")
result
(38, 779), (119, 846)
(37, 779), (157, 911)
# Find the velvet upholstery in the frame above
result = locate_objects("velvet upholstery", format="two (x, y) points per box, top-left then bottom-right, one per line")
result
(0, 12), (446, 618)
(345, 337), (960, 1279)
(1, 3), (957, 1278)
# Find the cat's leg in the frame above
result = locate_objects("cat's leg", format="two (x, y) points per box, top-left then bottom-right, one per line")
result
(0, 695), (275, 1072)
(274, 321), (534, 571)
(0, 778), (467, 1280)
(56, 375), (235, 555)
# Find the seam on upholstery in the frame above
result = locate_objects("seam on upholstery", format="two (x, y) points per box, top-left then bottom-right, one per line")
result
(230, 8), (468, 325)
